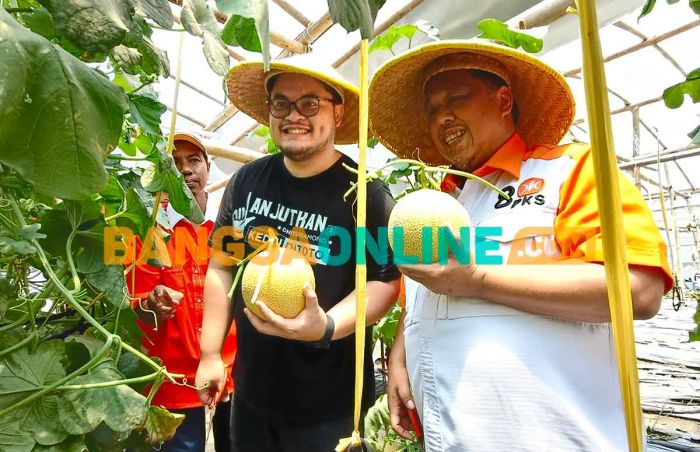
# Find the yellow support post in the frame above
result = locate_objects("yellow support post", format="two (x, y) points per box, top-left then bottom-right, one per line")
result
(353, 37), (370, 433)
(336, 38), (370, 452)
(576, 1), (644, 450)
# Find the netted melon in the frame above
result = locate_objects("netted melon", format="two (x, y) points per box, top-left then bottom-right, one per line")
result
(388, 189), (471, 263)
(241, 246), (315, 319)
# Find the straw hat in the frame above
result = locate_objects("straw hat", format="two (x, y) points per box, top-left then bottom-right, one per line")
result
(173, 131), (208, 160)
(226, 54), (360, 144)
(369, 39), (575, 165)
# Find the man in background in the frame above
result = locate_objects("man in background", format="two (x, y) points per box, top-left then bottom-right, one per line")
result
(128, 132), (237, 451)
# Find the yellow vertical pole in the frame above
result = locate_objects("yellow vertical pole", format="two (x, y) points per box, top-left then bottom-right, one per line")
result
(353, 37), (370, 435)
(336, 38), (370, 452)
(165, 32), (186, 155)
(576, 1), (644, 450)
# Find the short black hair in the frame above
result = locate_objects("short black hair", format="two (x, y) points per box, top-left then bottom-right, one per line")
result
(469, 69), (519, 124)
(266, 74), (343, 104)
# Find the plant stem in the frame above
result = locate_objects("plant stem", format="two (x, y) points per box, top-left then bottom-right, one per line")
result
(36, 296), (60, 331)
(437, 167), (510, 198)
(0, 330), (41, 358)
(112, 294), (124, 362)
(104, 210), (126, 222)
(0, 314), (28, 332)
(146, 372), (165, 405)
(131, 85), (148, 95)
(7, 194), (183, 383)
(65, 230), (82, 293)
(1, 266), (66, 334)
(226, 240), (271, 299)
(361, 159), (511, 199)
(107, 155), (148, 162)
(363, 159), (423, 175)
(24, 288), (37, 342)
(151, 25), (186, 32)
(423, 172), (442, 191)
(120, 342), (180, 379)
(56, 370), (163, 390)
(342, 163), (360, 175)
(228, 263), (246, 300)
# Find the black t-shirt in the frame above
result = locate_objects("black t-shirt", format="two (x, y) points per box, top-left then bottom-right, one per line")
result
(211, 152), (400, 424)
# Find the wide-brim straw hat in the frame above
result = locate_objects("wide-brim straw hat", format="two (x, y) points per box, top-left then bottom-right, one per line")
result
(369, 39), (575, 165)
(226, 54), (360, 144)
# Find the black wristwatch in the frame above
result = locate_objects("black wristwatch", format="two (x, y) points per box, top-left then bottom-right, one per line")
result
(307, 314), (335, 349)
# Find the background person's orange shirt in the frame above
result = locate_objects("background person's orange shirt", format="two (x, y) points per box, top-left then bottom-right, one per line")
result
(126, 203), (237, 409)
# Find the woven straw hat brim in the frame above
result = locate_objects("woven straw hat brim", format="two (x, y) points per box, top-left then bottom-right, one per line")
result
(226, 61), (360, 145)
(369, 40), (576, 165)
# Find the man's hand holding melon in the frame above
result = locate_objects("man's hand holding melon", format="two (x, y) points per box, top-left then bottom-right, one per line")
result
(244, 284), (329, 343)
(241, 245), (328, 343)
(390, 189), (479, 297)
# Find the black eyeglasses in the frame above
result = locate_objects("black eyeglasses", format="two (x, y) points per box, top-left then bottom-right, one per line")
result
(266, 96), (337, 119)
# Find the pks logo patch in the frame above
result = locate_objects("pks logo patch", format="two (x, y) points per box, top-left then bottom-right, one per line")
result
(517, 178), (545, 197)
(494, 183), (545, 209)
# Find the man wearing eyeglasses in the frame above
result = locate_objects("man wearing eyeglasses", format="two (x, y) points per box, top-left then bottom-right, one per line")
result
(195, 56), (401, 452)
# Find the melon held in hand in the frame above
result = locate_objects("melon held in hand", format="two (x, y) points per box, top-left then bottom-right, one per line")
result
(241, 245), (315, 319)
(388, 189), (471, 264)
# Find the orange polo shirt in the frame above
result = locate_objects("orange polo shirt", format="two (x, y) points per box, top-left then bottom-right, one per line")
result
(401, 133), (673, 307)
(479, 133), (672, 287)
(126, 203), (237, 409)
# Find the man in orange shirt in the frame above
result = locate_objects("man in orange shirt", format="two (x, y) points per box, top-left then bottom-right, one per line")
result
(370, 40), (673, 451)
(128, 133), (237, 451)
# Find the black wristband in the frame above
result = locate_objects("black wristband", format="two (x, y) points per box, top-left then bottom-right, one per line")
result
(307, 314), (334, 349)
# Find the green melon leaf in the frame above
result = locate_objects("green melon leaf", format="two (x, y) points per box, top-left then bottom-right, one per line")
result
(13, 6), (55, 39)
(128, 0), (173, 29)
(0, 9), (128, 200)
(369, 24), (418, 54)
(128, 94), (165, 135)
(0, 341), (67, 419)
(143, 406), (185, 444)
(221, 14), (261, 52)
(216, 0), (269, 69)
(142, 146), (204, 224)
(116, 187), (152, 239)
(37, 0), (134, 60)
(16, 394), (70, 446)
(99, 175), (126, 217)
(662, 68), (700, 108)
(86, 264), (128, 307)
(57, 360), (148, 435)
(31, 435), (87, 452)
(181, 0), (230, 76)
(690, 0), (700, 15)
(0, 417), (35, 452)
(638, 0), (657, 20)
(477, 19), (543, 53)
